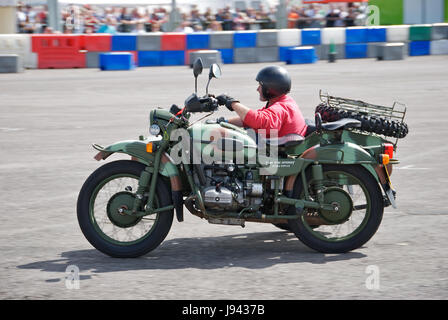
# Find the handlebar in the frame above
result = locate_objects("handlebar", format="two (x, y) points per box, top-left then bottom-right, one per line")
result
(184, 93), (218, 113)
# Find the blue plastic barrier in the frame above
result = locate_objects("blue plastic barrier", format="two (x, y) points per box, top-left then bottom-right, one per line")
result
(346, 28), (368, 43)
(217, 48), (234, 64)
(286, 47), (318, 64)
(279, 46), (295, 61)
(409, 41), (431, 56)
(186, 33), (210, 50)
(233, 31), (257, 48)
(367, 27), (387, 42)
(345, 43), (368, 58)
(161, 50), (185, 65)
(301, 29), (321, 45)
(111, 34), (137, 51)
(138, 51), (161, 66)
(99, 52), (134, 70)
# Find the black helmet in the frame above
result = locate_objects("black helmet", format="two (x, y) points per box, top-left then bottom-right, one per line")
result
(255, 66), (291, 100)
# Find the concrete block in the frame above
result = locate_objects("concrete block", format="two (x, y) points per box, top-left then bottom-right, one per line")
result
(138, 51), (162, 66)
(346, 27), (368, 43)
(319, 44), (345, 60)
(301, 29), (321, 45)
(234, 47), (257, 63)
(0, 54), (22, 73)
(234, 31), (257, 48)
(377, 43), (405, 61)
(277, 29), (301, 47)
(256, 46), (278, 62)
(367, 27), (387, 42)
(386, 25), (410, 42)
(256, 30), (278, 47)
(431, 23), (448, 40)
(86, 51), (102, 68)
(0, 34), (34, 68)
(409, 41), (430, 56)
(321, 27), (346, 45)
(111, 34), (137, 51)
(186, 33), (210, 49)
(430, 40), (448, 55)
(367, 42), (382, 58)
(209, 31), (234, 49)
(217, 48), (233, 64)
(137, 33), (162, 51)
(189, 50), (222, 68)
(409, 25), (432, 41)
(345, 43), (368, 59)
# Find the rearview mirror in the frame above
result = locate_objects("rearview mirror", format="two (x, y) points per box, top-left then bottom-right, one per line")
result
(209, 63), (222, 79)
(193, 58), (203, 78)
(206, 63), (222, 96)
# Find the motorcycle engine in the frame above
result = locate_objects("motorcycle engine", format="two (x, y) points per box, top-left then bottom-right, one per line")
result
(199, 164), (262, 211)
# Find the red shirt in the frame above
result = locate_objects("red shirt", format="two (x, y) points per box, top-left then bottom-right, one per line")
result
(242, 95), (307, 138)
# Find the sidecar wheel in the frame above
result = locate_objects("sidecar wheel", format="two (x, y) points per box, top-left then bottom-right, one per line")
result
(77, 160), (174, 258)
(288, 165), (384, 253)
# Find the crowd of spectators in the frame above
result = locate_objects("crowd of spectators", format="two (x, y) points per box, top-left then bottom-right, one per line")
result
(15, 2), (368, 35)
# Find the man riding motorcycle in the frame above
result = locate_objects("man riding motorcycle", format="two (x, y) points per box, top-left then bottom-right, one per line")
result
(216, 65), (308, 138)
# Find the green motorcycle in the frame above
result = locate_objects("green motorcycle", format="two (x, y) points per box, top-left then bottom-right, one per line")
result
(77, 58), (407, 258)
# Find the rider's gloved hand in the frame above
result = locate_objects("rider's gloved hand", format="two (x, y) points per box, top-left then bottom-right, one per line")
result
(216, 94), (239, 111)
(216, 117), (228, 123)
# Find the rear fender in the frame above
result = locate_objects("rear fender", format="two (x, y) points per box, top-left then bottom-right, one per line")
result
(300, 142), (377, 165)
(301, 142), (380, 184)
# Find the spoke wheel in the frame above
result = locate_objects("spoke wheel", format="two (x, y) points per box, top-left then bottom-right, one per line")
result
(77, 160), (174, 258)
(288, 164), (384, 253)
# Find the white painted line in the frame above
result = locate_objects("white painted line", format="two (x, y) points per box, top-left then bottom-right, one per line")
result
(0, 127), (24, 132)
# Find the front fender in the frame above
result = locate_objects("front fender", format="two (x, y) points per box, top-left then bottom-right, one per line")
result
(92, 138), (179, 178)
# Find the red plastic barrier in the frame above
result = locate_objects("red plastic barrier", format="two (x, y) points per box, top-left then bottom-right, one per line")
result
(32, 34), (85, 68)
(38, 52), (86, 69)
(161, 33), (186, 51)
(80, 34), (111, 51)
(32, 34), (82, 53)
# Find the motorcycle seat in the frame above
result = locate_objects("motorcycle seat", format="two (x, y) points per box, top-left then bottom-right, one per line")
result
(262, 133), (305, 148)
(305, 118), (361, 134)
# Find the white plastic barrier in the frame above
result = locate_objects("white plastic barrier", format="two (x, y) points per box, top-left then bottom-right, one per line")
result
(321, 27), (346, 45)
(277, 29), (301, 47)
(0, 34), (36, 69)
(386, 25), (410, 42)
(430, 39), (448, 55)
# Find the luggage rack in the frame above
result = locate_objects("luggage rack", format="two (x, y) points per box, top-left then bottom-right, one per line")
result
(319, 90), (407, 147)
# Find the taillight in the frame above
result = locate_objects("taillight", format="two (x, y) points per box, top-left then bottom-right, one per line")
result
(384, 143), (394, 159)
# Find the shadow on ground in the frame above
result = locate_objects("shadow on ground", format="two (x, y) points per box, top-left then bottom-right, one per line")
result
(18, 231), (366, 278)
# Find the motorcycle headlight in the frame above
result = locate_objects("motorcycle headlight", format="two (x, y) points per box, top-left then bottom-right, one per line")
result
(150, 124), (161, 136)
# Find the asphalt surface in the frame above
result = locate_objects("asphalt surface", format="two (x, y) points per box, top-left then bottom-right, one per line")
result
(0, 56), (447, 300)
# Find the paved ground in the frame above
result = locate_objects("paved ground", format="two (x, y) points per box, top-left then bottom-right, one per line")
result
(0, 56), (447, 300)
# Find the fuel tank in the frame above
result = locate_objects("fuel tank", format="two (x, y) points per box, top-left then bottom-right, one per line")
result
(187, 122), (257, 163)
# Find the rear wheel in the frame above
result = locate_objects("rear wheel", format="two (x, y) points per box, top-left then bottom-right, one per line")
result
(288, 164), (384, 253)
(77, 160), (174, 258)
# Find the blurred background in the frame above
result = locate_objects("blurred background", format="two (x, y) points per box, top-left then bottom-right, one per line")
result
(1, 0), (446, 35)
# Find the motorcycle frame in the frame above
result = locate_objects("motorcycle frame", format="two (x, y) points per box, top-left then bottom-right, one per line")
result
(93, 118), (391, 223)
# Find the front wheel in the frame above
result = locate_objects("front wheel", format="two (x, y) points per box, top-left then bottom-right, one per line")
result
(288, 164), (384, 253)
(77, 160), (174, 258)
